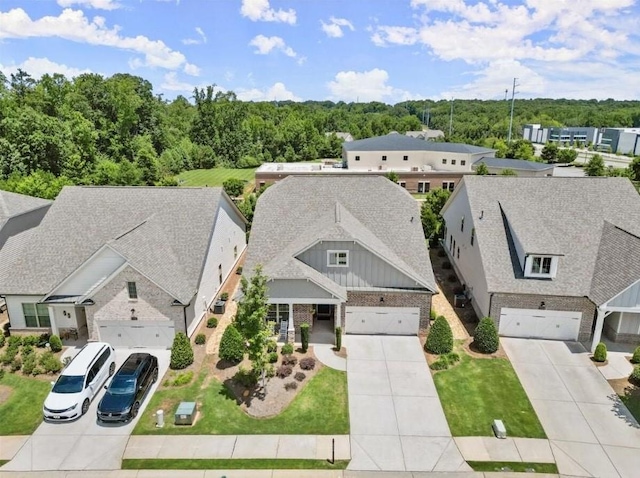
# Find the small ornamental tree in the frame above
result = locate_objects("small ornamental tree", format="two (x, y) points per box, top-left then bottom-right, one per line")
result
(425, 316), (453, 354)
(222, 178), (246, 198)
(335, 326), (342, 351)
(473, 317), (499, 354)
(48, 334), (62, 352)
(219, 324), (244, 363)
(631, 346), (640, 364)
(300, 323), (310, 353)
(170, 332), (194, 370)
(593, 342), (607, 363)
(585, 154), (606, 176)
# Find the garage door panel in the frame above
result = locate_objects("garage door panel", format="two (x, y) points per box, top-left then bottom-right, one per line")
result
(345, 307), (420, 335)
(97, 320), (175, 348)
(499, 308), (581, 341)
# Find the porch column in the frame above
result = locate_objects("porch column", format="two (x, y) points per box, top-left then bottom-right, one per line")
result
(591, 307), (606, 353)
(287, 303), (295, 344)
(47, 305), (59, 336)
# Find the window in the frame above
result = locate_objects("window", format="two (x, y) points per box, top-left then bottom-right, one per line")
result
(328, 250), (348, 267)
(267, 304), (290, 323)
(457, 247), (460, 259)
(531, 256), (552, 275)
(22, 303), (51, 328)
(355, 155), (360, 161)
(461, 216), (465, 232)
(403, 155), (408, 161)
(418, 181), (430, 193)
(218, 264), (223, 284)
(382, 155), (387, 161)
(398, 181), (406, 188)
(449, 235), (453, 252)
(461, 160), (466, 166)
(234, 245), (238, 259)
(127, 282), (138, 300)
(451, 159), (456, 165)
(443, 181), (455, 192)
(442, 158), (447, 164)
(471, 228), (475, 246)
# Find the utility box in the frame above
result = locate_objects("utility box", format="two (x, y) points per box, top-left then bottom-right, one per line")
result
(492, 419), (507, 439)
(175, 401), (197, 426)
(212, 300), (226, 315)
(454, 294), (466, 308)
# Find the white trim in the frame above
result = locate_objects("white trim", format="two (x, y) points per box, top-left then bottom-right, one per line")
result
(267, 298), (341, 305)
(524, 255), (558, 279)
(327, 250), (349, 268)
(599, 277), (640, 308)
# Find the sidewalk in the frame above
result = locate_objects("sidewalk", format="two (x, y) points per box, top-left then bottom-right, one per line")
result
(313, 343), (346, 371)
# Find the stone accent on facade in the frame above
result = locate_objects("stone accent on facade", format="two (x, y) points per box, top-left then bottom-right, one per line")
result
(343, 291), (433, 332)
(293, 304), (314, 332)
(489, 293), (596, 342)
(85, 265), (183, 341)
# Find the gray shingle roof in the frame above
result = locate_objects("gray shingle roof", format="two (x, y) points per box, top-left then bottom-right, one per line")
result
(343, 133), (495, 154)
(0, 190), (51, 223)
(451, 176), (640, 300)
(245, 176), (436, 293)
(473, 157), (555, 171)
(0, 186), (228, 304)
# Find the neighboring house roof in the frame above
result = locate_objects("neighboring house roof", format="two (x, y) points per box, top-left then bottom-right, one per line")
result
(449, 176), (640, 301)
(406, 130), (445, 140)
(473, 157), (555, 172)
(343, 133), (495, 155)
(0, 190), (51, 222)
(245, 176), (437, 294)
(0, 186), (235, 304)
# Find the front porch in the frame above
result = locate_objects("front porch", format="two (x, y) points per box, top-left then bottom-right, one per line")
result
(268, 301), (341, 344)
(590, 278), (640, 351)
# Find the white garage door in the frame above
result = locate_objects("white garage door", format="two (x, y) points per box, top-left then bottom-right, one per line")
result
(97, 320), (175, 348)
(345, 307), (420, 335)
(499, 308), (582, 341)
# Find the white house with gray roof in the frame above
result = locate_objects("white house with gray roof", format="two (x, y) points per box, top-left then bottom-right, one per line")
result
(0, 186), (246, 347)
(441, 176), (640, 350)
(472, 157), (555, 177)
(244, 176), (437, 340)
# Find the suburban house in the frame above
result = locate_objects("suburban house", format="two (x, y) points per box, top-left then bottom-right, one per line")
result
(0, 186), (246, 347)
(255, 133), (496, 193)
(0, 190), (51, 250)
(325, 132), (354, 142)
(406, 129), (445, 141)
(244, 176), (437, 341)
(472, 157), (556, 177)
(441, 176), (640, 350)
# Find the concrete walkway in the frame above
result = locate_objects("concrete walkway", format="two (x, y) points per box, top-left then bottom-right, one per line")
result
(597, 351), (634, 380)
(313, 343), (346, 371)
(0, 471), (561, 477)
(455, 437), (554, 463)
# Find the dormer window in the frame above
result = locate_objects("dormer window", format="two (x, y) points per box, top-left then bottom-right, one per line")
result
(525, 255), (557, 278)
(328, 250), (348, 267)
(532, 256), (552, 274)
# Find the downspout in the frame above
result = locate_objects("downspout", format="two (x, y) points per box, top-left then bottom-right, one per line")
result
(488, 292), (494, 319)
(183, 306), (188, 336)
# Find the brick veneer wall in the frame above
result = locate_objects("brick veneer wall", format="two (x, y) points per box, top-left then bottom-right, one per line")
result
(489, 293), (596, 342)
(603, 326), (640, 344)
(293, 304), (314, 332)
(85, 266), (183, 341)
(341, 291), (433, 332)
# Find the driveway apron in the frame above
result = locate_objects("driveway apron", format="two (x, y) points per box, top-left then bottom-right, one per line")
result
(1, 348), (171, 472)
(503, 338), (640, 478)
(344, 335), (470, 472)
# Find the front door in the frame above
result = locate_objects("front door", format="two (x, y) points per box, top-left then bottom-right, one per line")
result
(316, 304), (334, 321)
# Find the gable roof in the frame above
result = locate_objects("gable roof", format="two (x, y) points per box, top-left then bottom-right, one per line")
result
(0, 190), (51, 232)
(0, 186), (235, 304)
(343, 133), (495, 155)
(473, 157), (555, 172)
(245, 176), (436, 294)
(448, 176), (640, 300)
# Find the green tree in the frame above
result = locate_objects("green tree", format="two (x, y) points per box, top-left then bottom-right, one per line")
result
(585, 154), (606, 176)
(223, 178), (246, 197)
(170, 332), (194, 370)
(385, 171), (399, 183)
(557, 148), (578, 164)
(501, 168), (517, 176)
(629, 156), (640, 181)
(475, 162), (489, 175)
(473, 317), (499, 354)
(425, 316), (453, 354)
(219, 324), (244, 363)
(540, 143), (558, 162)
(420, 188), (451, 244)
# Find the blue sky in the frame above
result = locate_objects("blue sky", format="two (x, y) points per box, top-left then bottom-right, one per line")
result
(1, 0), (640, 103)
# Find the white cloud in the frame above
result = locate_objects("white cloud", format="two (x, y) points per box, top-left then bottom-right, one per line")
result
(371, 26), (419, 47)
(320, 17), (354, 38)
(183, 63), (200, 76)
(0, 8), (191, 72)
(249, 35), (297, 57)
(327, 68), (419, 103)
(236, 82), (301, 101)
(240, 0), (296, 24)
(160, 72), (195, 92)
(182, 26), (207, 45)
(56, 0), (120, 10)
(1, 57), (92, 79)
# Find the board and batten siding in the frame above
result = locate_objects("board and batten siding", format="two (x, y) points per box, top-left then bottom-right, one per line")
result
(297, 241), (420, 289)
(267, 279), (336, 301)
(4, 295), (45, 329)
(53, 247), (125, 296)
(191, 196), (246, 333)
(607, 279), (640, 308)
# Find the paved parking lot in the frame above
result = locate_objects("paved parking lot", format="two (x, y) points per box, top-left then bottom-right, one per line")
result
(503, 338), (640, 478)
(345, 335), (470, 472)
(1, 348), (170, 472)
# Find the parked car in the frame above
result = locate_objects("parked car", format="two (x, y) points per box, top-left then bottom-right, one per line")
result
(43, 342), (115, 421)
(97, 353), (158, 423)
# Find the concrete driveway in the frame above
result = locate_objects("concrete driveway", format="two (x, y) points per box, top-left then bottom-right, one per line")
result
(1, 348), (170, 472)
(344, 335), (470, 472)
(503, 338), (640, 478)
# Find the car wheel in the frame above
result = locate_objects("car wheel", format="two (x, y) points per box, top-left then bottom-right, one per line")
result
(131, 402), (140, 419)
(108, 362), (115, 376)
(81, 399), (90, 416)
(152, 367), (158, 383)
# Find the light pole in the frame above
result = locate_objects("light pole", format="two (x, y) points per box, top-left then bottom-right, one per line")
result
(507, 78), (519, 143)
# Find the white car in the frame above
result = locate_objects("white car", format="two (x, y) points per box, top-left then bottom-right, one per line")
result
(43, 342), (115, 421)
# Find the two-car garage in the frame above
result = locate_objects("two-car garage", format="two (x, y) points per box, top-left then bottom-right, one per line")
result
(498, 308), (582, 341)
(345, 306), (421, 335)
(97, 320), (176, 348)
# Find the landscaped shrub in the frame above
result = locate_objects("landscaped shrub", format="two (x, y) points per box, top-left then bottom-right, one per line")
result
(266, 340), (278, 353)
(294, 371), (306, 382)
(444, 352), (460, 364)
(0, 334), (4, 348)
(39, 352), (62, 373)
(425, 316), (453, 354)
(22, 352), (37, 375)
(21, 344), (34, 356)
(0, 347), (18, 366)
(172, 371), (194, 386)
(631, 346), (640, 364)
(442, 261), (452, 270)
(299, 357), (316, 370)
(430, 309), (437, 321)
(593, 342), (607, 362)
(335, 326), (342, 351)
(10, 357), (22, 372)
(268, 351), (278, 363)
(0, 368), (4, 380)
(284, 381), (298, 391)
(630, 366), (640, 385)
(218, 325), (244, 363)
(300, 323), (310, 353)
(282, 354), (297, 366)
(31, 366), (43, 376)
(281, 342), (294, 355)
(220, 292), (229, 301)
(7, 336), (22, 348)
(170, 332), (194, 370)
(48, 334), (62, 352)
(429, 359), (449, 371)
(234, 366), (258, 387)
(22, 335), (39, 347)
(474, 317), (499, 354)
(207, 317), (218, 328)
(265, 364), (275, 378)
(276, 365), (293, 378)
(195, 333), (206, 345)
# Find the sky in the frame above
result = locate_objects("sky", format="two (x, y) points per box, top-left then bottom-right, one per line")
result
(1, 0), (640, 103)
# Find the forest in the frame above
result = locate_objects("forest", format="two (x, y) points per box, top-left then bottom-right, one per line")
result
(2, 69), (640, 199)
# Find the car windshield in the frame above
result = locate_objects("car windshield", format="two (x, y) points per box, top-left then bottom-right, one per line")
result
(108, 377), (136, 395)
(52, 375), (84, 394)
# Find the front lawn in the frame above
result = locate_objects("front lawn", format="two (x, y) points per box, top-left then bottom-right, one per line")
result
(468, 461), (558, 473)
(0, 372), (51, 435)
(134, 367), (349, 435)
(122, 459), (349, 470)
(177, 168), (256, 187)
(620, 387), (640, 423)
(433, 352), (546, 438)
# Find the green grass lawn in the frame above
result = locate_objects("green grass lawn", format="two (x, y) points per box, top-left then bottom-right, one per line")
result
(176, 168), (256, 187)
(0, 372), (51, 435)
(620, 388), (640, 423)
(122, 459), (349, 470)
(467, 461), (558, 473)
(433, 353), (546, 438)
(134, 367), (349, 435)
